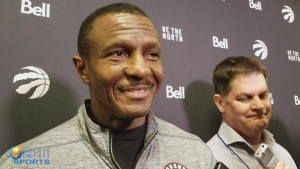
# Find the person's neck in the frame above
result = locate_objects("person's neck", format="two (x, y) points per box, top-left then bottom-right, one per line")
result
(240, 132), (263, 145)
(86, 101), (146, 130)
(108, 117), (146, 130)
(90, 111), (146, 130)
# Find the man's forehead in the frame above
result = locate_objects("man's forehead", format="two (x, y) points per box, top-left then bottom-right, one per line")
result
(89, 13), (158, 41)
(94, 13), (155, 29)
(228, 73), (267, 93)
(231, 73), (265, 82)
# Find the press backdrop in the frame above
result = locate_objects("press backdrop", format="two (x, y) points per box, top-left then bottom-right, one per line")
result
(0, 0), (299, 166)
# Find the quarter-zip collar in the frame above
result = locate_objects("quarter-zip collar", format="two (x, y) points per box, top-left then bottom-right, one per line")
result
(76, 100), (159, 168)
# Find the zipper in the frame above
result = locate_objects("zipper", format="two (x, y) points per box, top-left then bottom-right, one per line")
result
(132, 129), (159, 169)
(109, 129), (121, 169)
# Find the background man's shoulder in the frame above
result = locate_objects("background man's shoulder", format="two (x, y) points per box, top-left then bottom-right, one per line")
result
(155, 117), (206, 143)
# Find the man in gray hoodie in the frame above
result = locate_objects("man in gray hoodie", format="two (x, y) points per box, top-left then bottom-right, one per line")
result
(0, 2), (216, 169)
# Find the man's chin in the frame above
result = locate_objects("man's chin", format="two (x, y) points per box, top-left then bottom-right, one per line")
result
(253, 122), (268, 131)
(119, 106), (151, 119)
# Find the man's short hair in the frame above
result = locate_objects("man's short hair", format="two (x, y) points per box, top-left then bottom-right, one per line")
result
(77, 2), (149, 58)
(213, 56), (267, 96)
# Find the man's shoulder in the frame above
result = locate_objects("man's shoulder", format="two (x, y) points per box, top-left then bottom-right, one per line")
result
(154, 117), (217, 167)
(272, 143), (294, 158)
(8, 116), (79, 152)
(21, 116), (79, 148)
(206, 134), (219, 146)
(155, 117), (204, 142)
(206, 134), (225, 158)
(0, 116), (79, 167)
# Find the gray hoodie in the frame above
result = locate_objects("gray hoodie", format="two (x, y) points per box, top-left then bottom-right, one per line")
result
(0, 101), (216, 169)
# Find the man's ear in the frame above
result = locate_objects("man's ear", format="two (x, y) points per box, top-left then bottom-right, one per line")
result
(213, 94), (225, 114)
(72, 56), (90, 84)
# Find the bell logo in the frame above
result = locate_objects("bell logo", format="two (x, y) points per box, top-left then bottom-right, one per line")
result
(13, 66), (50, 99)
(212, 36), (228, 49)
(249, 0), (262, 11)
(166, 85), (185, 99)
(295, 95), (300, 105)
(253, 40), (268, 60)
(282, 6), (294, 23)
(21, 0), (50, 18)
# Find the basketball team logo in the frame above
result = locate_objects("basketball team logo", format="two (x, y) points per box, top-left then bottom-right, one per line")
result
(282, 5), (294, 23)
(253, 40), (268, 60)
(13, 66), (50, 99)
(164, 162), (188, 169)
(7, 146), (23, 160)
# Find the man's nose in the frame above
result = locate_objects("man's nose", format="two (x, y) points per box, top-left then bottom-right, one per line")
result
(251, 96), (265, 110)
(124, 53), (151, 80)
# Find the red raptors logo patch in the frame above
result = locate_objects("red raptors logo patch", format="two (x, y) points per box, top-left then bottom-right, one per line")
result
(164, 162), (188, 169)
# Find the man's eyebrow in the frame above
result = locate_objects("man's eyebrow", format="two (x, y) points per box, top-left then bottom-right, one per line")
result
(239, 92), (252, 96)
(105, 38), (159, 47)
(239, 90), (268, 96)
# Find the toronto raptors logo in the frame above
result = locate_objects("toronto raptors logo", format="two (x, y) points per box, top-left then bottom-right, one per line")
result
(164, 162), (188, 169)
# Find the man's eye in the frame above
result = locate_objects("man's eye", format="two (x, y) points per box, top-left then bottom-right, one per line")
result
(114, 51), (124, 57)
(238, 97), (250, 102)
(259, 94), (267, 99)
(108, 51), (127, 58)
(146, 52), (159, 60)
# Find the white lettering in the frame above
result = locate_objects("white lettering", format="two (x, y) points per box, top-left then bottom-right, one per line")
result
(166, 86), (173, 98)
(21, 0), (32, 14)
(295, 95), (300, 105)
(162, 26), (170, 33)
(21, 0), (50, 18)
(287, 50), (300, 62)
(162, 26), (183, 42)
(249, 0), (262, 11)
(166, 85), (185, 99)
(213, 36), (228, 49)
(268, 93), (274, 104)
(213, 36), (218, 47)
(162, 26), (166, 32)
